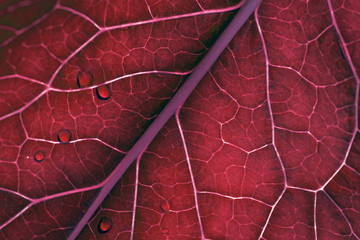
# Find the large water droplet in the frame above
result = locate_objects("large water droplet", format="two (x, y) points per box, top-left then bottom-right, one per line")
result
(95, 85), (112, 100)
(77, 71), (93, 88)
(160, 200), (170, 213)
(34, 151), (45, 162)
(97, 216), (112, 234)
(57, 129), (72, 144)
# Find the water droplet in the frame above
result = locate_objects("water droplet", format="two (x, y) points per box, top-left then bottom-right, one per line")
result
(97, 216), (112, 234)
(80, 203), (89, 214)
(57, 129), (72, 144)
(77, 71), (94, 88)
(161, 227), (169, 234)
(160, 200), (170, 213)
(95, 85), (112, 100)
(34, 151), (45, 162)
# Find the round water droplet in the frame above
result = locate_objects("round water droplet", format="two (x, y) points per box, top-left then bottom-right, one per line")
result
(161, 228), (169, 234)
(160, 200), (170, 213)
(77, 71), (94, 88)
(57, 129), (72, 144)
(80, 203), (89, 214)
(95, 85), (112, 100)
(34, 151), (45, 162)
(97, 216), (112, 234)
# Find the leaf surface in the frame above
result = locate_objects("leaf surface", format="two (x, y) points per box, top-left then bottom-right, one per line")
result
(0, 0), (358, 239)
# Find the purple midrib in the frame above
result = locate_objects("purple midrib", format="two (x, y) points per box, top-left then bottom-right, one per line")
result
(68, 0), (262, 238)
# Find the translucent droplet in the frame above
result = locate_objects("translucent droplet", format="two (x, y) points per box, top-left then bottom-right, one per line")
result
(97, 216), (112, 234)
(161, 227), (169, 234)
(95, 85), (112, 100)
(80, 203), (89, 214)
(77, 71), (94, 88)
(160, 200), (170, 213)
(34, 151), (45, 162)
(57, 129), (71, 144)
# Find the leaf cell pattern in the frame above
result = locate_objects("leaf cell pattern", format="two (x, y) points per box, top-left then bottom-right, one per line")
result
(0, 0), (359, 239)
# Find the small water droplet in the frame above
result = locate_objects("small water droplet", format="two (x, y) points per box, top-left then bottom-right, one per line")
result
(97, 216), (112, 234)
(80, 203), (89, 214)
(161, 227), (169, 234)
(57, 129), (72, 144)
(34, 151), (45, 162)
(95, 85), (112, 100)
(160, 200), (170, 213)
(77, 71), (94, 88)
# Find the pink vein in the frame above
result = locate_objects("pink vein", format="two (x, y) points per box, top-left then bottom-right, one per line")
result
(255, 6), (287, 240)
(176, 108), (205, 239)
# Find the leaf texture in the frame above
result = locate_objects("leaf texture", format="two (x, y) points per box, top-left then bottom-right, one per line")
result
(0, 0), (359, 239)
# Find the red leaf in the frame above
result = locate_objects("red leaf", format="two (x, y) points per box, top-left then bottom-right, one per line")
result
(0, 0), (359, 239)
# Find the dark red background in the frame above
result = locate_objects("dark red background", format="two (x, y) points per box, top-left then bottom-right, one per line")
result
(0, 0), (359, 239)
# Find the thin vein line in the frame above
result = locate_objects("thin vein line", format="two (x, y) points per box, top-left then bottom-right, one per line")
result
(176, 108), (205, 239)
